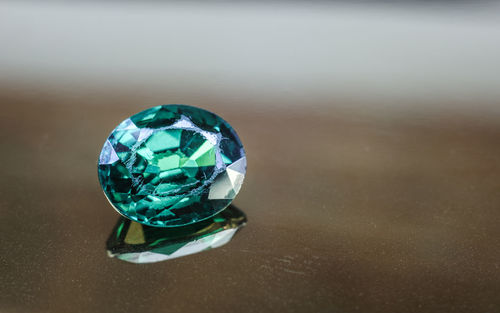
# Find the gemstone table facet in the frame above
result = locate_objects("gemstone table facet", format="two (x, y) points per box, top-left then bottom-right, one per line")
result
(98, 105), (246, 227)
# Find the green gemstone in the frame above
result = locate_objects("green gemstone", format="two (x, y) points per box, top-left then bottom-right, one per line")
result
(98, 105), (246, 227)
(106, 205), (247, 263)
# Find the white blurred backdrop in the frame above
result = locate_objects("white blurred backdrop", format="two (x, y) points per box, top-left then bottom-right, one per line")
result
(1, 1), (500, 111)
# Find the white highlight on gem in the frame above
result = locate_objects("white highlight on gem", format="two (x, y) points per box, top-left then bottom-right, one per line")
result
(228, 157), (247, 174)
(137, 128), (153, 141)
(99, 140), (120, 164)
(116, 118), (139, 131)
(207, 157), (246, 200)
(171, 116), (195, 129)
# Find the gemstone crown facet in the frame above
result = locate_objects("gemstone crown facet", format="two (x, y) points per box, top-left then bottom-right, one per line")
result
(98, 104), (246, 227)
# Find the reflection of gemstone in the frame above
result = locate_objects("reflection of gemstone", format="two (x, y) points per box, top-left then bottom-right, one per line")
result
(98, 105), (246, 227)
(106, 205), (247, 263)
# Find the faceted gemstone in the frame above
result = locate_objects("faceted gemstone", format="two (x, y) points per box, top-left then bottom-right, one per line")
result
(98, 105), (246, 227)
(106, 205), (247, 263)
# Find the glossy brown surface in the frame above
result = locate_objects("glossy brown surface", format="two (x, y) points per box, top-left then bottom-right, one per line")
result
(1, 84), (500, 313)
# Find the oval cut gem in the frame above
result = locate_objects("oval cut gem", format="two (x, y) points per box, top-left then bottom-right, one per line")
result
(98, 105), (246, 227)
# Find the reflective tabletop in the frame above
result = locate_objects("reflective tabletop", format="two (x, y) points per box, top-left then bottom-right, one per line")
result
(1, 84), (500, 313)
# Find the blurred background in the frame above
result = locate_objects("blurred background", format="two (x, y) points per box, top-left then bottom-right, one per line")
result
(1, 1), (500, 313)
(1, 1), (500, 111)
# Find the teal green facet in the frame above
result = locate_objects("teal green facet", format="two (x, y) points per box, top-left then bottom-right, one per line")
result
(98, 105), (246, 227)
